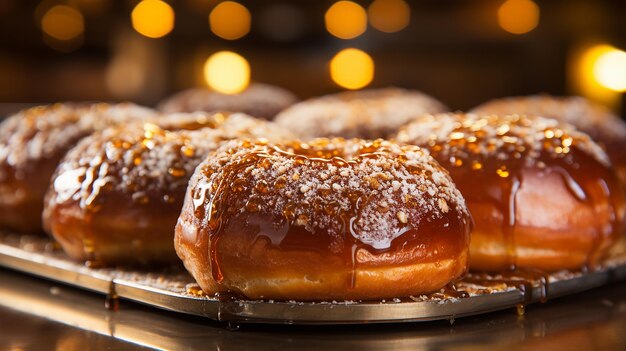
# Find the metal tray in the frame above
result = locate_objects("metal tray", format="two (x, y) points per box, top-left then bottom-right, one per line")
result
(1, 232), (625, 325)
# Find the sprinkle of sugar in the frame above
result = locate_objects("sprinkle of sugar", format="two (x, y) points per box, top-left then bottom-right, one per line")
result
(46, 112), (293, 211)
(158, 83), (299, 120)
(0, 103), (156, 176)
(471, 95), (626, 142)
(192, 138), (469, 251)
(274, 88), (449, 140)
(395, 113), (611, 169)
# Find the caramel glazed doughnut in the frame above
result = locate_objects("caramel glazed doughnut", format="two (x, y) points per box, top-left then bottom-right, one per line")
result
(0, 103), (156, 233)
(176, 138), (472, 300)
(396, 113), (626, 272)
(274, 87), (449, 140)
(471, 95), (626, 185)
(43, 112), (294, 265)
(158, 83), (299, 120)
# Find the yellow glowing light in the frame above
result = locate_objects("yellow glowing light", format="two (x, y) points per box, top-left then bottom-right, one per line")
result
(569, 44), (625, 109)
(593, 49), (626, 92)
(497, 0), (540, 35)
(330, 48), (374, 90)
(368, 0), (410, 33)
(325, 1), (367, 39)
(209, 1), (251, 40)
(131, 0), (175, 39)
(41, 5), (84, 41)
(203, 51), (250, 94)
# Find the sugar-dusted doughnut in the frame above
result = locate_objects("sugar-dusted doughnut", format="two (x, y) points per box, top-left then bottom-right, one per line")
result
(274, 88), (448, 140)
(0, 103), (156, 233)
(396, 113), (626, 271)
(175, 138), (471, 300)
(43, 112), (294, 265)
(158, 83), (298, 120)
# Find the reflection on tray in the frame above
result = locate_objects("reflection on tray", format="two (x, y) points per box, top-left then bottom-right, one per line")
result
(1, 268), (626, 351)
(0, 232), (625, 325)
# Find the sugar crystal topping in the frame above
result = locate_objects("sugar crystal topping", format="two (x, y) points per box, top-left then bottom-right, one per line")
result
(192, 138), (469, 250)
(48, 112), (293, 210)
(471, 95), (626, 142)
(274, 88), (448, 140)
(395, 113), (611, 169)
(0, 103), (156, 169)
(158, 83), (299, 119)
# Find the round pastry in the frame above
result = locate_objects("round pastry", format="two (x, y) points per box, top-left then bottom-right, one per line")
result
(158, 83), (298, 120)
(396, 113), (626, 272)
(274, 88), (448, 140)
(0, 103), (156, 233)
(175, 138), (471, 300)
(471, 95), (626, 184)
(43, 112), (293, 266)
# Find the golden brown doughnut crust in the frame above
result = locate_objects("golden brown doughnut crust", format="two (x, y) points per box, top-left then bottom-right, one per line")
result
(274, 88), (449, 140)
(158, 83), (299, 120)
(43, 112), (294, 265)
(0, 103), (156, 233)
(471, 95), (626, 185)
(396, 113), (626, 272)
(175, 138), (471, 300)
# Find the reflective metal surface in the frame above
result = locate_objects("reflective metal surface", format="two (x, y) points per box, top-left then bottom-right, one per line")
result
(1, 268), (625, 351)
(1, 233), (626, 325)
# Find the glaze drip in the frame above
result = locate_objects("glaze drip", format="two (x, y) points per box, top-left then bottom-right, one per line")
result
(396, 113), (626, 272)
(190, 138), (472, 291)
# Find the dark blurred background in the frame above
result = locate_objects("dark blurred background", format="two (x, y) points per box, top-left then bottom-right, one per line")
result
(0, 0), (625, 116)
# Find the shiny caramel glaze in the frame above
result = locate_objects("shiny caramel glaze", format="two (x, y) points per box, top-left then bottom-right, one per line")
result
(463, 268), (550, 304)
(43, 112), (294, 266)
(0, 103), (156, 233)
(472, 95), (626, 185)
(274, 88), (449, 140)
(175, 138), (472, 300)
(158, 83), (299, 120)
(396, 113), (626, 272)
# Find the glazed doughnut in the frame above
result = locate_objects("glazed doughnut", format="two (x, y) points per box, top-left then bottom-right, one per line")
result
(158, 83), (298, 120)
(396, 113), (626, 272)
(0, 103), (156, 233)
(175, 138), (471, 300)
(274, 88), (448, 140)
(43, 112), (293, 265)
(471, 95), (626, 184)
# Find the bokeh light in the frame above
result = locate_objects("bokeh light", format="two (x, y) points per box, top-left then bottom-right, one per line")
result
(368, 0), (410, 33)
(594, 49), (626, 92)
(203, 51), (250, 94)
(497, 0), (540, 35)
(209, 1), (251, 40)
(131, 0), (175, 39)
(571, 44), (625, 108)
(41, 5), (84, 41)
(325, 1), (367, 39)
(330, 48), (374, 90)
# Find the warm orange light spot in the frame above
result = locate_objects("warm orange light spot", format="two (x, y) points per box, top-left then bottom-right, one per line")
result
(368, 0), (410, 33)
(330, 48), (374, 90)
(496, 167), (510, 178)
(594, 49), (626, 92)
(131, 0), (175, 39)
(572, 44), (626, 108)
(41, 5), (84, 41)
(203, 51), (250, 94)
(497, 0), (540, 35)
(209, 1), (251, 40)
(325, 1), (367, 39)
